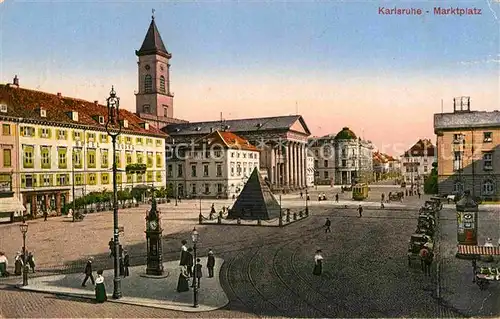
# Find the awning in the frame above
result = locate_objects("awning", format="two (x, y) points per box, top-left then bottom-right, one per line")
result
(0, 197), (25, 215)
(457, 245), (500, 256)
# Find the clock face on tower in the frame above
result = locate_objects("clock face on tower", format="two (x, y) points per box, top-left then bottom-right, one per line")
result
(149, 220), (158, 230)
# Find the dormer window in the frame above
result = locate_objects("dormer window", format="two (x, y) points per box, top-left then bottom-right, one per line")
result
(483, 132), (492, 143)
(120, 119), (129, 128)
(0, 104), (7, 113)
(67, 111), (78, 122)
(195, 127), (201, 131)
(40, 109), (47, 117)
(256, 123), (263, 128)
(99, 116), (105, 125)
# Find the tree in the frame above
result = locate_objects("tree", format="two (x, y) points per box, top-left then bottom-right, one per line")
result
(424, 162), (438, 194)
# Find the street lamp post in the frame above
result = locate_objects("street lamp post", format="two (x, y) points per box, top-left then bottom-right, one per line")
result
(72, 152), (75, 222)
(191, 227), (199, 308)
(305, 189), (309, 214)
(105, 86), (123, 299)
(19, 222), (28, 286)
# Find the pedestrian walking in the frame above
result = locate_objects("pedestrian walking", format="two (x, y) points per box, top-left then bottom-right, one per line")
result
(119, 245), (124, 276)
(0, 252), (9, 277)
(300, 191), (303, 198)
(180, 240), (188, 266)
(27, 252), (35, 273)
(335, 193), (339, 203)
(108, 238), (114, 258)
(43, 210), (48, 221)
(176, 266), (189, 293)
(14, 252), (22, 276)
(312, 250), (323, 276)
(123, 250), (130, 278)
(358, 205), (363, 217)
(82, 258), (95, 286)
(94, 269), (107, 303)
(324, 218), (331, 233)
(186, 248), (194, 277)
(418, 191), (421, 199)
(192, 258), (202, 288)
(381, 193), (385, 203)
(207, 249), (215, 278)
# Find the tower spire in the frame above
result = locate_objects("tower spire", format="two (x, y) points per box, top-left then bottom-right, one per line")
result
(152, 8), (155, 20)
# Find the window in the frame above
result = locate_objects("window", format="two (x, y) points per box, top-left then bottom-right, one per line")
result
(57, 174), (69, 186)
(214, 150), (221, 158)
(58, 147), (67, 169)
(39, 128), (51, 138)
(87, 149), (96, 168)
(22, 174), (35, 188)
(115, 151), (121, 168)
(21, 126), (35, 137)
(237, 163), (241, 176)
(136, 152), (143, 164)
(126, 151), (132, 164)
(314, 150), (319, 156)
(216, 164), (222, 177)
(101, 150), (109, 168)
(203, 164), (209, 177)
(231, 152), (234, 158)
(156, 152), (163, 168)
(147, 138), (153, 145)
(483, 152), (493, 170)
(127, 173), (133, 183)
(100, 134), (108, 143)
(75, 173), (84, 186)
(177, 164), (183, 177)
(483, 132), (492, 143)
(204, 183), (210, 194)
(136, 138), (143, 145)
(243, 153), (247, 159)
(191, 165), (197, 177)
(230, 162), (235, 176)
(453, 134), (464, 144)
(423, 166), (428, 173)
(3, 149), (11, 167)
(57, 129), (67, 140)
(453, 151), (462, 171)
(146, 152), (153, 168)
(2, 124), (10, 136)
(73, 149), (83, 168)
(160, 76), (165, 93)
(143, 104), (150, 113)
(147, 171), (153, 182)
(125, 137), (132, 144)
(116, 173), (122, 185)
(192, 184), (197, 194)
(163, 105), (168, 116)
(144, 75), (152, 93)
(324, 160), (328, 168)
(101, 173), (109, 184)
(168, 164), (173, 177)
(324, 171), (329, 179)
(41, 146), (51, 169)
(156, 171), (162, 182)
(342, 160), (346, 167)
(73, 131), (82, 141)
(482, 180), (495, 195)
(314, 160), (318, 168)
(156, 139), (163, 147)
(87, 173), (97, 185)
(86, 133), (96, 142)
(42, 174), (52, 187)
(217, 183), (223, 193)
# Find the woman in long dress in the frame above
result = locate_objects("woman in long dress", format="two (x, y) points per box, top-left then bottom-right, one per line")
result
(176, 266), (190, 293)
(14, 252), (23, 276)
(313, 250), (323, 276)
(94, 270), (107, 303)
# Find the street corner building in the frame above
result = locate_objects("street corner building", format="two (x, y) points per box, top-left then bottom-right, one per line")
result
(0, 77), (168, 221)
(400, 139), (437, 187)
(166, 130), (261, 199)
(434, 97), (500, 201)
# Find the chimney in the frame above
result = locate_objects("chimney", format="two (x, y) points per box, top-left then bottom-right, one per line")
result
(94, 100), (98, 106)
(13, 75), (19, 87)
(57, 92), (62, 97)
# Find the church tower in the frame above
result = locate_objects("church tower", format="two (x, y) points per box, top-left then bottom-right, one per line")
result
(135, 14), (174, 125)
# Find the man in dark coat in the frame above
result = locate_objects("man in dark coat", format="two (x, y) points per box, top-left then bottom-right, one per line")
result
(123, 250), (130, 277)
(192, 258), (202, 288)
(358, 205), (363, 217)
(81, 258), (94, 287)
(186, 248), (194, 277)
(335, 193), (339, 203)
(108, 238), (114, 258)
(207, 249), (215, 278)
(324, 218), (331, 233)
(43, 210), (48, 221)
(180, 240), (188, 266)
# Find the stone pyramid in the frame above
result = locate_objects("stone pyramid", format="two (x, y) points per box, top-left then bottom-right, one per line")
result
(228, 167), (281, 220)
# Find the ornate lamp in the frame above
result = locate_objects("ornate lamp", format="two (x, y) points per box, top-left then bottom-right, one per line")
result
(19, 222), (28, 286)
(191, 227), (199, 307)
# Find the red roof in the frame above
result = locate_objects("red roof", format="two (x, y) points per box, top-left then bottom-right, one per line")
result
(0, 83), (167, 137)
(373, 151), (397, 163)
(403, 139), (435, 157)
(197, 131), (259, 152)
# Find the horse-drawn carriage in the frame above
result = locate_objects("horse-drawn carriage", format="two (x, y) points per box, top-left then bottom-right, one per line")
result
(407, 234), (434, 266)
(389, 191), (404, 201)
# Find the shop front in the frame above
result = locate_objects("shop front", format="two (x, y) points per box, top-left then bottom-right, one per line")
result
(22, 190), (69, 219)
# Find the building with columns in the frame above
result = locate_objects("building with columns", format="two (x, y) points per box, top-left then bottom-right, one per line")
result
(165, 116), (311, 192)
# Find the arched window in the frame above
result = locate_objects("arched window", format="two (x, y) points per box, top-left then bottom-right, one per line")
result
(160, 76), (165, 93)
(482, 179), (495, 195)
(453, 181), (464, 193)
(144, 75), (152, 93)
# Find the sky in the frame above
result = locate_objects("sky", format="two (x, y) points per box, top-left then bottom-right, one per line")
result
(0, 0), (499, 156)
